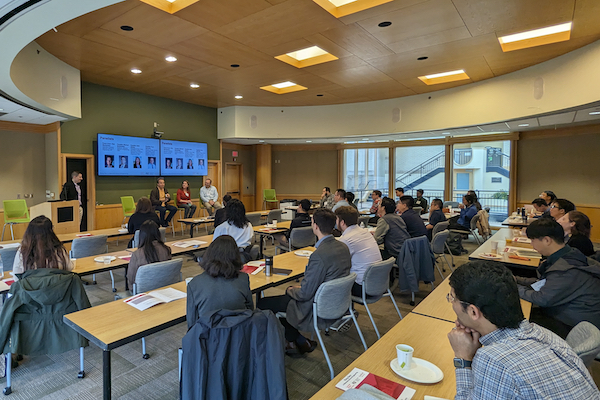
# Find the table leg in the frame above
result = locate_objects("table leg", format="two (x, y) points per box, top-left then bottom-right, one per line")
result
(259, 235), (264, 259)
(189, 224), (195, 238)
(103, 350), (111, 400)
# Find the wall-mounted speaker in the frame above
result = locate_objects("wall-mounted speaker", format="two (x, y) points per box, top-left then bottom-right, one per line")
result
(533, 77), (544, 100)
(250, 115), (257, 129)
(392, 107), (401, 123)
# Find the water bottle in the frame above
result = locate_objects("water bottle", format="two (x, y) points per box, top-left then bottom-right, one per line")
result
(521, 207), (527, 223)
(265, 256), (273, 277)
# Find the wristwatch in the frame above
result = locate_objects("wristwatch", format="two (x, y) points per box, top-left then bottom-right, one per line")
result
(453, 358), (472, 369)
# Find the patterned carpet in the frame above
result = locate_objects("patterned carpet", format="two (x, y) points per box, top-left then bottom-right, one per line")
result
(1, 230), (599, 399)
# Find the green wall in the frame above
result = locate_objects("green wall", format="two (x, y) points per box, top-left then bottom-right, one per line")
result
(61, 82), (218, 204)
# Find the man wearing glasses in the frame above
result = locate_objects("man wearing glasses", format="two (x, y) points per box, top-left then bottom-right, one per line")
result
(446, 261), (599, 399)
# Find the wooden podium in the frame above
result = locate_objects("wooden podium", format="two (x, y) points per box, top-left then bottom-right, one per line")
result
(29, 200), (80, 234)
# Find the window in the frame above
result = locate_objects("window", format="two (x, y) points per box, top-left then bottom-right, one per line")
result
(394, 145), (445, 201)
(343, 148), (389, 208)
(452, 140), (510, 222)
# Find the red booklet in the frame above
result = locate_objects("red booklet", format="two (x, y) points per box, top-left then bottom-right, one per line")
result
(335, 368), (415, 399)
(241, 262), (265, 274)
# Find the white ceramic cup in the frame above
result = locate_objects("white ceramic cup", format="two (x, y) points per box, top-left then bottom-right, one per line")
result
(103, 256), (112, 265)
(396, 344), (414, 370)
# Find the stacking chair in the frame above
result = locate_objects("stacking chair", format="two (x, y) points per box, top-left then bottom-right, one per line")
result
(432, 221), (454, 268)
(431, 230), (452, 279)
(1, 200), (30, 241)
(313, 273), (368, 380)
(266, 208), (282, 223)
(0, 246), (18, 274)
(263, 189), (279, 210)
(565, 321), (600, 368)
(70, 235), (116, 291)
(120, 196), (136, 225)
(357, 216), (370, 227)
(132, 259), (183, 359)
(413, 206), (423, 214)
(275, 226), (316, 254)
(351, 258), (402, 340)
(132, 227), (167, 248)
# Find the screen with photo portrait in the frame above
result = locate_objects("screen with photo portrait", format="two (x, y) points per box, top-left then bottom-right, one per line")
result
(97, 133), (160, 176)
(159, 139), (208, 176)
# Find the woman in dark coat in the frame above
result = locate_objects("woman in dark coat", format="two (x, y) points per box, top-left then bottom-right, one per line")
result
(558, 211), (595, 256)
(127, 197), (160, 247)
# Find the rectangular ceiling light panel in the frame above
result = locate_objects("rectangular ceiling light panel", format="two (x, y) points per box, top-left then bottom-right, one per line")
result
(260, 81), (308, 94)
(275, 45), (339, 68)
(139, 0), (200, 14)
(498, 22), (572, 52)
(418, 69), (470, 85)
(313, 0), (394, 18)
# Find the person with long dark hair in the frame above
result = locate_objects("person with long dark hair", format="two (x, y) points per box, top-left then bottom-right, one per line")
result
(12, 216), (72, 278)
(467, 190), (482, 211)
(127, 220), (171, 286)
(126, 197), (160, 247)
(186, 235), (253, 327)
(212, 198), (253, 248)
(558, 211), (594, 257)
(177, 180), (197, 219)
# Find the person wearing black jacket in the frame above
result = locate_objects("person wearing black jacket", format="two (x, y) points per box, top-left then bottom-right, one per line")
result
(213, 194), (231, 228)
(149, 177), (177, 227)
(275, 199), (312, 248)
(127, 197), (160, 247)
(396, 195), (428, 238)
(60, 171), (84, 225)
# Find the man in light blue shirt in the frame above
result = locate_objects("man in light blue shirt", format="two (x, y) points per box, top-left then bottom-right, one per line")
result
(199, 178), (222, 216)
(331, 188), (349, 212)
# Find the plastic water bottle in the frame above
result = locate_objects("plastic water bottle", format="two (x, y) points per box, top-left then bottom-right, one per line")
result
(360, 222), (366, 228)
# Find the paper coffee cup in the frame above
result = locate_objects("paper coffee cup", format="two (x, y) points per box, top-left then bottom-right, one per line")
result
(490, 241), (499, 254)
(272, 220), (277, 226)
(396, 344), (414, 370)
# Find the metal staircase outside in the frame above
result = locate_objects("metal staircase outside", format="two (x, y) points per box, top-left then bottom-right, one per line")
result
(395, 151), (445, 189)
(485, 148), (510, 178)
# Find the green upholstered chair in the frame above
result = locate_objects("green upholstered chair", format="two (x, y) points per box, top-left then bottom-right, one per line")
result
(263, 189), (279, 210)
(120, 196), (136, 224)
(2, 200), (30, 241)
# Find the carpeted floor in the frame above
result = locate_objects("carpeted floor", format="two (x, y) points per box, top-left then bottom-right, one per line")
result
(1, 229), (599, 399)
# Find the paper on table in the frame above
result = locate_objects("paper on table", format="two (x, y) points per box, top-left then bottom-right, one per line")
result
(124, 288), (186, 311)
(424, 396), (450, 400)
(149, 288), (186, 302)
(118, 255), (132, 261)
(172, 240), (207, 248)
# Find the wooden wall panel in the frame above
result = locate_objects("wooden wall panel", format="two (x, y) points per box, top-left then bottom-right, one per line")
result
(255, 144), (272, 210)
(242, 195), (255, 213)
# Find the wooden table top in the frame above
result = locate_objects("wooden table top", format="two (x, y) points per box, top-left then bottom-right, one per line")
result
(412, 275), (532, 322)
(0, 227), (131, 247)
(501, 215), (533, 227)
(253, 220), (292, 234)
(310, 313), (457, 400)
(64, 247), (312, 350)
(178, 217), (214, 225)
(468, 228), (540, 269)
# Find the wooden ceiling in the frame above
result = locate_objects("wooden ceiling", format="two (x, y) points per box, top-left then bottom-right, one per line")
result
(35, 0), (600, 108)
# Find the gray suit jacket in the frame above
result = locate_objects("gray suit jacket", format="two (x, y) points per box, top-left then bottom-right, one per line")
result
(286, 236), (351, 332)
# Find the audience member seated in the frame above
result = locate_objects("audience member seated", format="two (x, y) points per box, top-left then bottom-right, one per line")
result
(396, 196), (428, 238)
(12, 216), (74, 279)
(550, 198), (576, 220)
(369, 190), (382, 214)
(200, 178), (222, 216)
(373, 197), (410, 259)
(395, 187), (404, 200)
(275, 199), (312, 249)
(448, 194), (478, 233)
(176, 180), (197, 219)
(332, 188), (349, 212)
(531, 198), (551, 218)
(126, 197), (161, 247)
(426, 198), (447, 240)
(558, 211), (595, 257)
(127, 220), (172, 287)
(414, 189), (428, 213)
(516, 218), (600, 338)
(186, 235), (254, 328)
(467, 190), (482, 211)
(448, 261), (600, 400)
(335, 206), (382, 297)
(150, 177), (178, 227)
(319, 186), (335, 209)
(257, 209), (351, 357)
(213, 199), (254, 250)
(345, 192), (358, 210)
(540, 190), (557, 206)
(213, 194), (231, 228)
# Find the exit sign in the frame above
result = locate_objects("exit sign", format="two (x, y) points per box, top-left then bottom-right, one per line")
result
(232, 151), (238, 157)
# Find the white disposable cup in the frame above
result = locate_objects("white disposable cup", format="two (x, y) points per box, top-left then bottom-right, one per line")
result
(396, 344), (414, 370)
(103, 256), (111, 265)
(447, 206), (452, 213)
(272, 219), (277, 226)
(490, 241), (499, 254)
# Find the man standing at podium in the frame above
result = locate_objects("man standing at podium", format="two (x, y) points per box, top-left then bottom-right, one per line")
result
(60, 171), (84, 227)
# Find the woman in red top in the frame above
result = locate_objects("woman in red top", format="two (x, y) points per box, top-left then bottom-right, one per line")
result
(177, 180), (197, 218)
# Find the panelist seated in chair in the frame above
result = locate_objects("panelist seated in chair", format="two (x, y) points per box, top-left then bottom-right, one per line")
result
(200, 178), (222, 216)
(12, 216), (74, 280)
(187, 235), (254, 328)
(150, 177), (178, 228)
(447, 194), (477, 233)
(127, 220), (172, 288)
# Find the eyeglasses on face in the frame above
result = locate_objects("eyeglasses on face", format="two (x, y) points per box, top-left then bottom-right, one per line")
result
(446, 292), (470, 306)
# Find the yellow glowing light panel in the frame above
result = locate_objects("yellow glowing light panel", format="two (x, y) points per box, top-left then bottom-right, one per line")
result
(275, 46), (339, 68)
(138, 0), (200, 14)
(312, 0), (394, 18)
(498, 22), (572, 52)
(418, 70), (470, 85)
(260, 83), (308, 94)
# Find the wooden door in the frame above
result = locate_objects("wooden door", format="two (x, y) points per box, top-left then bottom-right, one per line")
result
(225, 163), (242, 200)
(206, 161), (221, 200)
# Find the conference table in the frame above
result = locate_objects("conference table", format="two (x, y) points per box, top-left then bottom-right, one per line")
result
(501, 214), (533, 227)
(253, 220), (292, 258)
(63, 247), (313, 400)
(0, 227), (132, 247)
(177, 217), (214, 237)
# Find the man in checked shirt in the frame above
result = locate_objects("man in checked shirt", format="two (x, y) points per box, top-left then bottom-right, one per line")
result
(446, 261), (599, 399)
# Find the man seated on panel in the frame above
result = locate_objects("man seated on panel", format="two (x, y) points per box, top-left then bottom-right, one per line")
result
(396, 195), (428, 238)
(335, 206), (382, 297)
(447, 261), (600, 400)
(319, 186), (335, 210)
(275, 199), (313, 249)
(414, 189), (428, 214)
(531, 198), (551, 218)
(426, 198), (447, 240)
(200, 178), (222, 216)
(515, 218), (600, 338)
(549, 198), (575, 221)
(373, 197), (410, 260)
(331, 188), (349, 212)
(149, 177), (178, 227)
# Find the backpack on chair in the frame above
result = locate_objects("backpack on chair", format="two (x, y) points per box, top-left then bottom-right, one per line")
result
(445, 231), (465, 255)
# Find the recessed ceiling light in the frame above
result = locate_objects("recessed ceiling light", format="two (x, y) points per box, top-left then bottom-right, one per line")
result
(230, 64), (240, 68)
(378, 21), (392, 27)
(120, 25), (133, 31)
(260, 81), (308, 94)
(518, 124), (529, 127)
(417, 56), (428, 61)
(418, 69), (470, 85)
(275, 46), (338, 68)
(589, 111), (600, 115)
(190, 83), (200, 88)
(313, 0), (393, 17)
(166, 0), (176, 2)
(165, 56), (177, 62)
(498, 22), (572, 52)
(131, 68), (142, 74)
(234, 95), (243, 99)
(306, 140), (313, 143)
